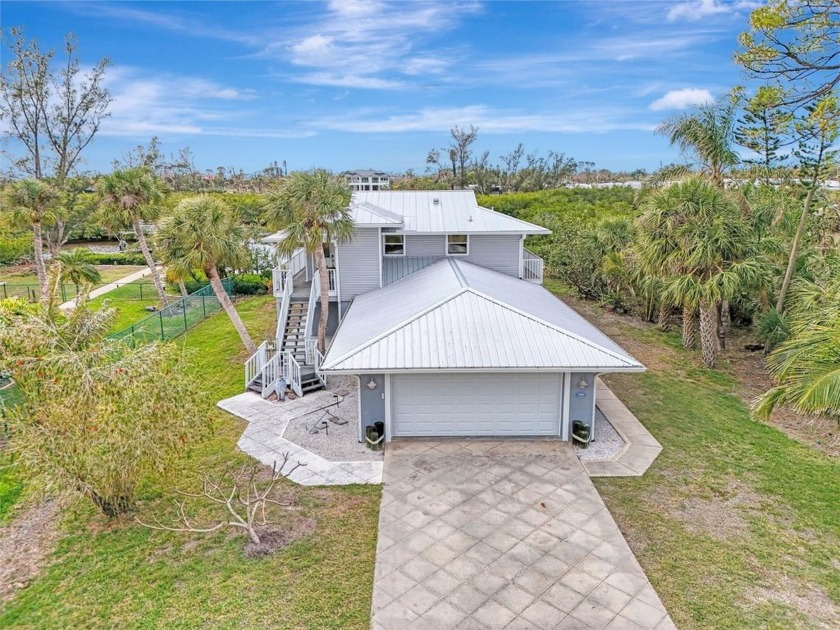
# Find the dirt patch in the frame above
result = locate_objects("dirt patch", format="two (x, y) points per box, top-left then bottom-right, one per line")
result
(745, 576), (840, 629)
(0, 498), (63, 602)
(671, 491), (761, 542)
(243, 518), (316, 558)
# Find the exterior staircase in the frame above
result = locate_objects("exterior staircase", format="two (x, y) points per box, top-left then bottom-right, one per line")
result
(244, 248), (327, 399)
(281, 301), (309, 365)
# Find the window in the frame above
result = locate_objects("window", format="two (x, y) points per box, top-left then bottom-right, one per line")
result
(446, 234), (469, 256)
(383, 234), (405, 256)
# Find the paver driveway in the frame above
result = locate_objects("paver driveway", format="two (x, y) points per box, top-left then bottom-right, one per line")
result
(372, 440), (674, 630)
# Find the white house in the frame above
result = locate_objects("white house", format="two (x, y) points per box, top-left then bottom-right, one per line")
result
(247, 191), (643, 442)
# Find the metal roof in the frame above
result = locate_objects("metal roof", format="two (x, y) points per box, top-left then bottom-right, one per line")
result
(348, 201), (403, 226)
(321, 259), (644, 373)
(351, 190), (550, 235)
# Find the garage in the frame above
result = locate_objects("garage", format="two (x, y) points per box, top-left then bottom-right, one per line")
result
(391, 373), (564, 437)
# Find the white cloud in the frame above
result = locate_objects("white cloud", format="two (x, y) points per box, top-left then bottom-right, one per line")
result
(278, 1), (480, 88)
(308, 105), (654, 134)
(649, 88), (714, 111)
(666, 0), (761, 23)
(100, 67), (264, 137)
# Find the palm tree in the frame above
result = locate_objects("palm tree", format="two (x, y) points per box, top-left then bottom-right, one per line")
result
(754, 255), (840, 420)
(97, 167), (168, 306)
(639, 179), (768, 367)
(54, 249), (101, 306)
(156, 195), (256, 353)
(3, 179), (56, 301)
(655, 95), (740, 190)
(635, 184), (698, 350)
(263, 170), (353, 353)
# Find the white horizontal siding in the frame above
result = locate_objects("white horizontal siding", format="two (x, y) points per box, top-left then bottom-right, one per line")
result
(403, 234), (521, 277)
(336, 228), (381, 300)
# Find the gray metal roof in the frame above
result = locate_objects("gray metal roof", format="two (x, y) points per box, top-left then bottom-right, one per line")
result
(321, 259), (644, 373)
(348, 201), (403, 226)
(351, 190), (550, 235)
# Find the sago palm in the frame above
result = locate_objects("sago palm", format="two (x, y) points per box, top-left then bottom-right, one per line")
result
(263, 169), (353, 353)
(156, 195), (256, 353)
(97, 167), (168, 306)
(3, 179), (56, 301)
(54, 248), (102, 306)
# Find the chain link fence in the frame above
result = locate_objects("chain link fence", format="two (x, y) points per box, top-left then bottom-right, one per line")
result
(0, 281), (160, 302)
(107, 279), (235, 345)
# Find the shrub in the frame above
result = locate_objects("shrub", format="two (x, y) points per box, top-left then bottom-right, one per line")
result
(85, 252), (148, 265)
(0, 303), (209, 517)
(0, 232), (32, 265)
(232, 273), (268, 295)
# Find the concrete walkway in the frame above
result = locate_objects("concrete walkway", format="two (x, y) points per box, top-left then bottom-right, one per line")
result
(372, 440), (674, 630)
(59, 265), (162, 310)
(218, 392), (383, 485)
(580, 380), (663, 479)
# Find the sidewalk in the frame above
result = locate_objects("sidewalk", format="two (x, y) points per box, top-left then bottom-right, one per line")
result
(59, 266), (162, 310)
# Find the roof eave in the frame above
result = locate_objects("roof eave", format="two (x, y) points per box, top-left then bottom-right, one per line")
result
(320, 365), (646, 374)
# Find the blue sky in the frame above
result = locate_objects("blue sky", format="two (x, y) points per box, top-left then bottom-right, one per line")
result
(3, 0), (762, 175)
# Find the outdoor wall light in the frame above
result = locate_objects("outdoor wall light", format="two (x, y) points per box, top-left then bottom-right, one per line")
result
(578, 377), (590, 389)
(367, 377), (378, 390)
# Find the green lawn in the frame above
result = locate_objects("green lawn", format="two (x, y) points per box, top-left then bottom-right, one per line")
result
(0, 265), (147, 302)
(0, 296), (381, 629)
(569, 302), (840, 629)
(88, 280), (169, 334)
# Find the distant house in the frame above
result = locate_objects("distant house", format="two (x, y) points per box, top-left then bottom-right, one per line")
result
(249, 190), (644, 444)
(344, 170), (389, 191)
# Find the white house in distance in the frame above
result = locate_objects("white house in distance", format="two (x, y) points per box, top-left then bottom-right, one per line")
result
(248, 190), (644, 443)
(344, 169), (390, 191)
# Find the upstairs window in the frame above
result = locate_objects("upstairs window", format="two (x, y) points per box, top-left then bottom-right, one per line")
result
(446, 234), (469, 255)
(383, 234), (405, 256)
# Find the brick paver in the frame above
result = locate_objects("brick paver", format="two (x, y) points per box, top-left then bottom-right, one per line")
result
(372, 440), (674, 630)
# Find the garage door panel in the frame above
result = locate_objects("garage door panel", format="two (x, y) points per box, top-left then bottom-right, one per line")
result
(392, 374), (562, 437)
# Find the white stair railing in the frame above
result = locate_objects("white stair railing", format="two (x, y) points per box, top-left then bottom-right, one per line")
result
(284, 351), (303, 397)
(314, 346), (327, 388)
(260, 353), (282, 399)
(245, 340), (272, 388)
(305, 271), (320, 344)
(327, 268), (337, 295)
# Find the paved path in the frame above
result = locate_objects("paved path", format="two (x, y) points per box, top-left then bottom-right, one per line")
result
(372, 440), (674, 630)
(581, 380), (663, 478)
(218, 392), (383, 485)
(58, 266), (161, 311)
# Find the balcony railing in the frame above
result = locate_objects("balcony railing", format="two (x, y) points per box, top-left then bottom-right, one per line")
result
(272, 248), (307, 297)
(522, 249), (544, 284)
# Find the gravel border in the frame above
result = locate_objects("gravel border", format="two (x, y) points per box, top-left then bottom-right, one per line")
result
(282, 376), (383, 462)
(575, 406), (626, 461)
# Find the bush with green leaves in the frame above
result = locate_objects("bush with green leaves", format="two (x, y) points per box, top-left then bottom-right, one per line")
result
(0, 300), (209, 517)
(0, 231), (32, 265)
(83, 252), (148, 265)
(232, 273), (268, 295)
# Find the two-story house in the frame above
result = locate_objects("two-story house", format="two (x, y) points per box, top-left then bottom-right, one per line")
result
(247, 191), (643, 444)
(344, 169), (390, 191)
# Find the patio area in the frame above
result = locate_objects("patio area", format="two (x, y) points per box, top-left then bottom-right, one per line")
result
(218, 376), (384, 486)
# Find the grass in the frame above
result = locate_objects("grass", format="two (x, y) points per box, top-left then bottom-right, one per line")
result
(568, 303), (840, 629)
(88, 280), (170, 334)
(0, 452), (23, 523)
(0, 265), (146, 287)
(0, 296), (381, 629)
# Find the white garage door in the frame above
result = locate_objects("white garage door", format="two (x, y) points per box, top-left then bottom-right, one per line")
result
(391, 373), (563, 437)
